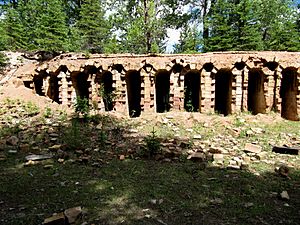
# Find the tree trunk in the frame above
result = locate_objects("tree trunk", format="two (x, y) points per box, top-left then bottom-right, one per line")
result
(143, 0), (151, 53)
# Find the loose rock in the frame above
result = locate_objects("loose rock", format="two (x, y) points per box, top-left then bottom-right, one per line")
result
(187, 152), (206, 162)
(6, 136), (19, 146)
(19, 144), (30, 152)
(64, 206), (82, 224)
(49, 145), (62, 151)
(244, 143), (262, 154)
(213, 154), (224, 164)
(227, 165), (240, 170)
(244, 202), (254, 208)
(272, 146), (299, 155)
(25, 154), (52, 161)
(279, 191), (290, 200)
(42, 213), (65, 225)
(256, 151), (268, 160)
(193, 135), (202, 140)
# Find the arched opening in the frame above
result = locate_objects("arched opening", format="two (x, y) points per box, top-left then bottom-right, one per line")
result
(247, 68), (266, 115)
(203, 62), (214, 72)
(33, 75), (44, 96)
(23, 81), (33, 89)
(215, 68), (233, 116)
(234, 61), (246, 71)
(47, 74), (60, 103)
(125, 70), (141, 117)
(95, 71), (114, 111)
(71, 72), (90, 100)
(184, 70), (201, 112)
(280, 67), (299, 121)
(155, 70), (170, 113)
(265, 61), (279, 71)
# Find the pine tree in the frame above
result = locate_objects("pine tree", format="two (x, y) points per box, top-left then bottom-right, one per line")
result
(266, 0), (299, 51)
(173, 24), (202, 53)
(0, 52), (8, 72)
(206, 0), (236, 51)
(76, 0), (110, 53)
(2, 5), (26, 50)
(234, 0), (263, 50)
(2, 0), (69, 51)
(205, 0), (299, 52)
(34, 0), (69, 51)
(257, 0), (299, 51)
(0, 20), (9, 51)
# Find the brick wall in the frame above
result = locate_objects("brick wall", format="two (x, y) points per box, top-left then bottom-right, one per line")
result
(16, 51), (300, 120)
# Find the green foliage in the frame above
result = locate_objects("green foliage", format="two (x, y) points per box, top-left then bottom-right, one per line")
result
(0, 52), (8, 72)
(110, 0), (168, 54)
(0, 21), (9, 50)
(257, 0), (300, 51)
(143, 128), (161, 158)
(173, 24), (202, 53)
(98, 85), (116, 109)
(3, 6), (26, 50)
(206, 0), (236, 51)
(74, 97), (90, 118)
(234, 0), (264, 51)
(58, 110), (68, 122)
(2, 0), (70, 51)
(76, 0), (110, 53)
(22, 101), (40, 116)
(62, 120), (89, 150)
(187, 0), (300, 52)
(33, 0), (69, 51)
(0, 0), (298, 53)
(184, 87), (194, 112)
(43, 107), (53, 118)
(97, 129), (108, 149)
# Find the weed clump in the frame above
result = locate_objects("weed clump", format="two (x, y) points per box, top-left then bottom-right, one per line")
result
(74, 97), (90, 119)
(143, 128), (161, 159)
(62, 120), (89, 150)
(43, 107), (52, 118)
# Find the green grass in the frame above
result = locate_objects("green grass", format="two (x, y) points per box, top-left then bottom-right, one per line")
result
(0, 157), (299, 225)
(0, 99), (300, 224)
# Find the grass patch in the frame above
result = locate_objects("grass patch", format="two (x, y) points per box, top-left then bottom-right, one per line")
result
(0, 159), (300, 225)
(0, 98), (300, 224)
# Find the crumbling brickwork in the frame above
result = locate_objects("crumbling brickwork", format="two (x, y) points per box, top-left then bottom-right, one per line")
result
(15, 51), (300, 120)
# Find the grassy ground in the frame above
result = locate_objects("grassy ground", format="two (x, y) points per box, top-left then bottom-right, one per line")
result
(0, 98), (299, 225)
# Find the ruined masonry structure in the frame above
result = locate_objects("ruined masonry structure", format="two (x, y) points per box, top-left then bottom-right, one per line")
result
(15, 51), (300, 120)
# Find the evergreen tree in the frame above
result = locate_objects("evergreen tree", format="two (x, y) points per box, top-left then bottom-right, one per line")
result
(206, 0), (236, 51)
(63, 0), (83, 25)
(34, 0), (69, 51)
(173, 24), (202, 53)
(0, 52), (8, 72)
(2, 5), (26, 50)
(0, 20), (9, 50)
(2, 0), (69, 51)
(205, 0), (299, 52)
(76, 0), (110, 53)
(258, 0), (299, 51)
(233, 0), (263, 50)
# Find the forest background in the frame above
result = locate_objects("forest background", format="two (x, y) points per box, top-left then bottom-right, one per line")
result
(0, 0), (299, 55)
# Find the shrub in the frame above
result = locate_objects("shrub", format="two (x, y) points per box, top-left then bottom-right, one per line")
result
(0, 52), (8, 72)
(143, 128), (161, 158)
(74, 97), (90, 118)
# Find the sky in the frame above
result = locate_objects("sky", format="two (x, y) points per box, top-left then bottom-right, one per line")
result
(166, 29), (181, 53)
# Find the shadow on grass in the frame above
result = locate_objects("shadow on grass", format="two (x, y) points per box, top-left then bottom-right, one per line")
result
(0, 111), (299, 225)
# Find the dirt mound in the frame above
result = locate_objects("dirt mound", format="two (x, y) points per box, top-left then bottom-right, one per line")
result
(0, 82), (68, 112)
